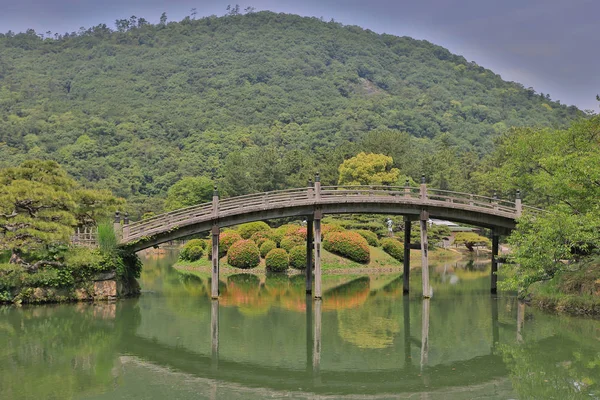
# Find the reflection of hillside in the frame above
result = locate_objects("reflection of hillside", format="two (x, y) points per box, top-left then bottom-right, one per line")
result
(337, 305), (401, 349)
(323, 277), (370, 311)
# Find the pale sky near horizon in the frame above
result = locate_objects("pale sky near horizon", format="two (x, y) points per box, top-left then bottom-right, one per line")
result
(0, 0), (597, 111)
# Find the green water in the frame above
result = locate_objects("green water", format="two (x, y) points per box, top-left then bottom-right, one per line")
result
(1, 252), (599, 399)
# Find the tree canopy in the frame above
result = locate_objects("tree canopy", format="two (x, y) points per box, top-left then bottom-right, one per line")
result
(338, 153), (400, 186)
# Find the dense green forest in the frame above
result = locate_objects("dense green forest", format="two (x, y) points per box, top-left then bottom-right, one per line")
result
(0, 10), (582, 217)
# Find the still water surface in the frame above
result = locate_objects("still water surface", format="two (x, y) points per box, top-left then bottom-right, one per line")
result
(1, 251), (599, 399)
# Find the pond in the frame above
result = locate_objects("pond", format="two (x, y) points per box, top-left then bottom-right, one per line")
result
(1, 250), (599, 399)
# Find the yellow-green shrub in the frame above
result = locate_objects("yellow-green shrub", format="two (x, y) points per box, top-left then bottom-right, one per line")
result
(227, 240), (260, 269)
(323, 231), (370, 263)
(265, 249), (289, 272)
(259, 239), (277, 258)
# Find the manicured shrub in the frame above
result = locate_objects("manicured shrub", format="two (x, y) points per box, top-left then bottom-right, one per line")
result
(251, 231), (271, 247)
(219, 231), (243, 258)
(259, 239), (277, 258)
(280, 235), (305, 252)
(355, 229), (380, 247)
(227, 240), (260, 269)
(381, 238), (404, 261)
(265, 249), (289, 272)
(237, 221), (271, 239)
(323, 231), (370, 263)
(322, 223), (345, 237)
(180, 239), (207, 261)
(289, 245), (309, 269)
(271, 224), (299, 245)
(286, 226), (307, 240)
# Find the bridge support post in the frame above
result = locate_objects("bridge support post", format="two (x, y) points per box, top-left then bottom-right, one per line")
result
(491, 231), (499, 294)
(314, 210), (323, 299)
(403, 217), (411, 294)
(420, 210), (432, 298)
(211, 225), (220, 299)
(113, 211), (122, 241)
(306, 218), (314, 294)
(515, 189), (522, 217)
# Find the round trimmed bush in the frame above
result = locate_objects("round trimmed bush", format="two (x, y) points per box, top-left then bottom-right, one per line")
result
(381, 238), (404, 261)
(265, 249), (289, 272)
(219, 231), (243, 258)
(355, 230), (380, 247)
(180, 239), (207, 261)
(238, 222), (271, 239)
(280, 235), (305, 252)
(251, 231), (271, 247)
(259, 239), (277, 258)
(323, 231), (370, 263)
(322, 223), (345, 237)
(227, 240), (260, 269)
(289, 245), (311, 270)
(273, 224), (301, 244)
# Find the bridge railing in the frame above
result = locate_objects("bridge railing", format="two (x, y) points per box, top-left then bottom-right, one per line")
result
(121, 184), (533, 244)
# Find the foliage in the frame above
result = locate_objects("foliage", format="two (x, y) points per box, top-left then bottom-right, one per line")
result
(0, 12), (580, 219)
(411, 223), (452, 249)
(179, 239), (207, 261)
(355, 229), (380, 246)
(482, 115), (600, 291)
(0, 160), (121, 263)
(338, 152), (400, 186)
(323, 231), (370, 263)
(265, 248), (289, 272)
(381, 238), (404, 261)
(321, 223), (345, 237)
(219, 231), (243, 258)
(164, 176), (214, 211)
(251, 231), (272, 247)
(226, 239), (260, 269)
(453, 232), (491, 252)
(97, 220), (118, 255)
(280, 235), (305, 252)
(259, 239), (277, 258)
(289, 245), (309, 269)
(237, 221), (271, 239)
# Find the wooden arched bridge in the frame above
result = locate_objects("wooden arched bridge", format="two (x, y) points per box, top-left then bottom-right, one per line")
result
(114, 177), (537, 299)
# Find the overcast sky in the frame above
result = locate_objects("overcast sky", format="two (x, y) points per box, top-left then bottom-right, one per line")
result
(1, 0), (597, 111)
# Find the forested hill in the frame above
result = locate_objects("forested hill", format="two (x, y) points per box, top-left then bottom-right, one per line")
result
(0, 11), (581, 215)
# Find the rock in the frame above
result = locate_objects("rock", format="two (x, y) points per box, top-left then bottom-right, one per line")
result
(94, 271), (116, 281)
(93, 280), (117, 300)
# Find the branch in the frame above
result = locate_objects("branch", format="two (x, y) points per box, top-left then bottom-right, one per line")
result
(0, 211), (17, 219)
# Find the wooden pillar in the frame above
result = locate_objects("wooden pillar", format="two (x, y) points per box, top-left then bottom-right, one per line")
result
(306, 218), (314, 294)
(113, 211), (122, 241)
(314, 210), (323, 299)
(211, 299), (219, 368)
(491, 231), (499, 294)
(313, 298), (322, 374)
(211, 225), (220, 299)
(403, 217), (411, 294)
(515, 189), (522, 217)
(420, 210), (431, 298)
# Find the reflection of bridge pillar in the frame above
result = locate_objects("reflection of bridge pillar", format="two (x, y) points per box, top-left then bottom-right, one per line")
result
(211, 225), (220, 299)
(403, 294), (412, 367)
(313, 298), (322, 374)
(491, 231), (499, 294)
(403, 217), (411, 294)
(420, 210), (431, 298)
(314, 210), (323, 299)
(491, 295), (499, 353)
(211, 299), (219, 370)
(420, 298), (430, 371)
(517, 301), (525, 343)
(306, 218), (314, 294)
(305, 295), (313, 373)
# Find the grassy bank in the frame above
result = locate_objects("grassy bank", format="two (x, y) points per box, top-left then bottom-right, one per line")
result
(526, 258), (600, 316)
(174, 245), (465, 275)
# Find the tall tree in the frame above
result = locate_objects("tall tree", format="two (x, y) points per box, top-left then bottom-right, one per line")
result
(338, 153), (400, 186)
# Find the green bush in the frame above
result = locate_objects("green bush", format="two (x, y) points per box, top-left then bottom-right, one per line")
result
(355, 229), (380, 247)
(180, 239), (207, 261)
(251, 231), (271, 247)
(219, 231), (243, 258)
(265, 249), (289, 272)
(97, 221), (118, 255)
(381, 238), (404, 261)
(227, 239), (260, 269)
(323, 231), (370, 263)
(280, 235), (305, 252)
(259, 239), (277, 258)
(289, 245), (310, 270)
(322, 223), (345, 237)
(238, 222), (271, 239)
